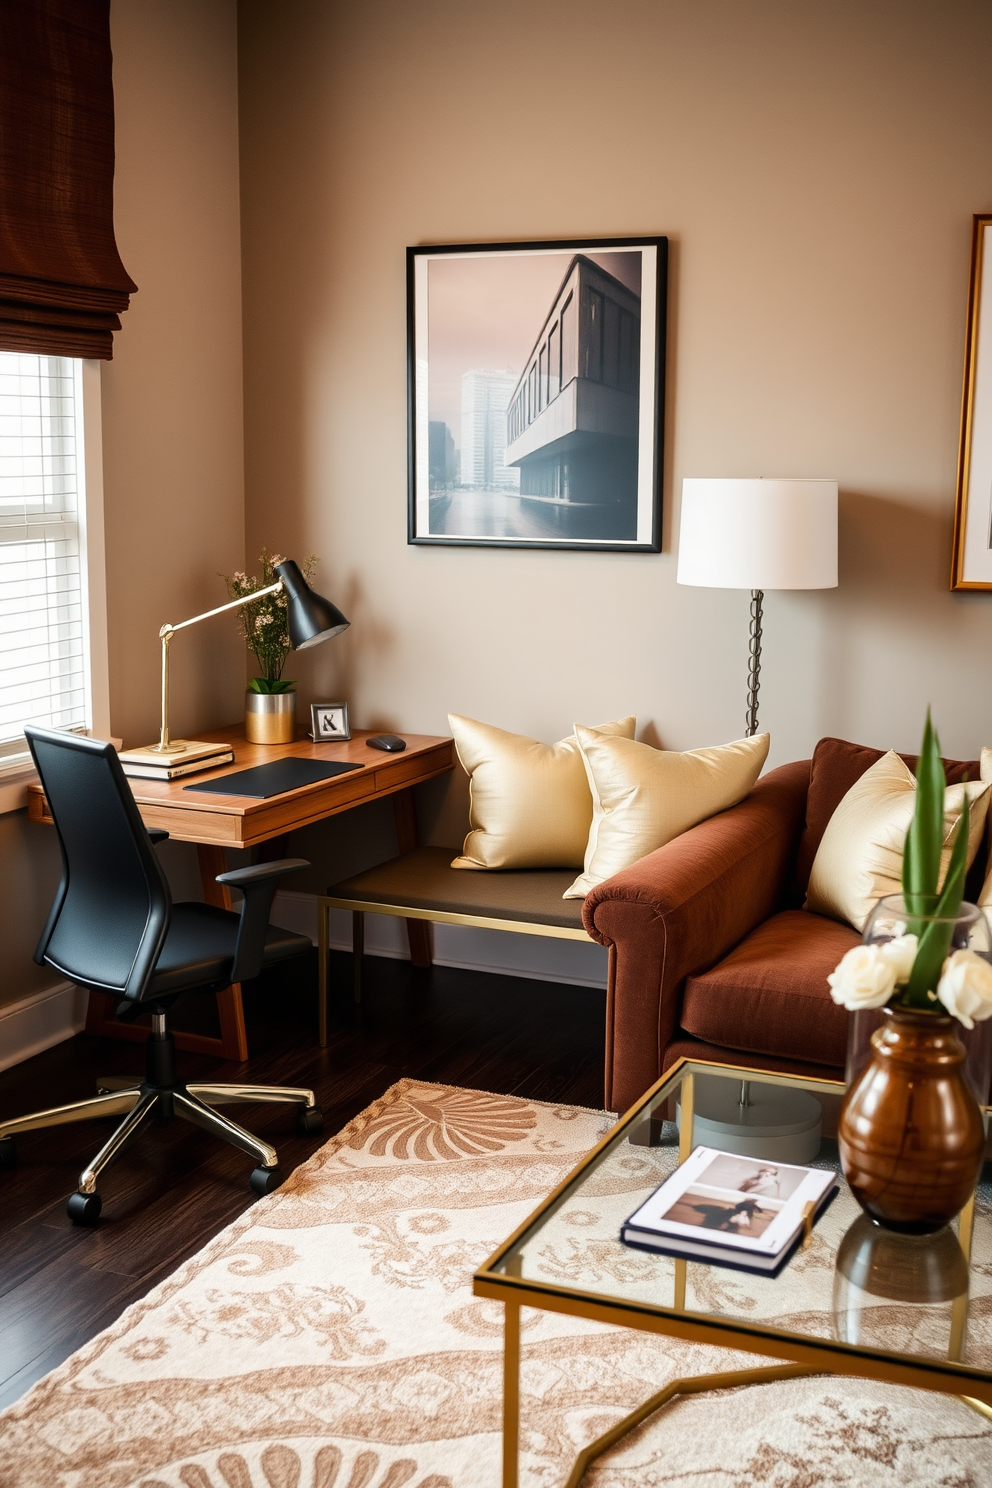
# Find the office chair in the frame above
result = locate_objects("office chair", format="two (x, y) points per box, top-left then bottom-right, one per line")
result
(0, 726), (323, 1226)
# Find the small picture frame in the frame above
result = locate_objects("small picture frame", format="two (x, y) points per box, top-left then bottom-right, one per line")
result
(310, 702), (351, 742)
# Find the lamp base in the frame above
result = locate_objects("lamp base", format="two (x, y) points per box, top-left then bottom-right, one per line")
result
(677, 1075), (822, 1165)
(118, 740), (231, 766)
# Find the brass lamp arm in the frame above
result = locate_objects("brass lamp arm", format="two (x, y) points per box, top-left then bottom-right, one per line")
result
(158, 580), (283, 640)
(154, 580), (284, 754)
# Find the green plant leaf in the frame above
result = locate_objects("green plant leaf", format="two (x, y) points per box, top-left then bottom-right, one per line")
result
(248, 676), (296, 694)
(902, 709), (945, 917)
(902, 787), (970, 1007)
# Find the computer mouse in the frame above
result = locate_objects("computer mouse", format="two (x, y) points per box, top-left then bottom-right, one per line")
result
(366, 733), (406, 752)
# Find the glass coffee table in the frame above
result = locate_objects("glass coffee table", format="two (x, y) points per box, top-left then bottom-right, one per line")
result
(473, 1059), (992, 1488)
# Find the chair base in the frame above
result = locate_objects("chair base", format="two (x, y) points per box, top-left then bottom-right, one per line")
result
(0, 1017), (322, 1224)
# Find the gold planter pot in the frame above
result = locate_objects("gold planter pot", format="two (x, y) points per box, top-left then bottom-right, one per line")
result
(245, 690), (296, 744)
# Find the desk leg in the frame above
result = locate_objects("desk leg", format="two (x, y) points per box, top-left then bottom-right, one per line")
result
(391, 789), (433, 969)
(503, 1299), (520, 1488)
(197, 844), (249, 1063)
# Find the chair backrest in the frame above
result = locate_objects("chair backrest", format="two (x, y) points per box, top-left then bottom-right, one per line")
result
(26, 726), (172, 1000)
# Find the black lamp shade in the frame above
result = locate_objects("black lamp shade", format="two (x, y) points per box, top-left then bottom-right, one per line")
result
(274, 559), (350, 650)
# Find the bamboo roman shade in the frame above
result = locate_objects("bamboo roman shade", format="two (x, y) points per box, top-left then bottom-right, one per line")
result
(0, 0), (136, 359)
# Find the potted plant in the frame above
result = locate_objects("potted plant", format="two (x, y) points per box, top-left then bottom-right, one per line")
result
(225, 549), (317, 743)
(829, 712), (992, 1232)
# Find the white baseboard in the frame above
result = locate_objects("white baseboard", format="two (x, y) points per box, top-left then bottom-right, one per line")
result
(271, 890), (608, 990)
(0, 982), (88, 1073)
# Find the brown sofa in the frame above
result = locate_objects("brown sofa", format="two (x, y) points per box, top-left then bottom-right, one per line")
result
(583, 737), (986, 1114)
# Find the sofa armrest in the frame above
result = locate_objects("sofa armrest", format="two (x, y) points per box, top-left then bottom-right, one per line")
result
(583, 758), (811, 1111)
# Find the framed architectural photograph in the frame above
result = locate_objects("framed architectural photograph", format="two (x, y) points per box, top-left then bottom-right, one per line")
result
(951, 214), (992, 589)
(310, 702), (350, 741)
(407, 236), (667, 551)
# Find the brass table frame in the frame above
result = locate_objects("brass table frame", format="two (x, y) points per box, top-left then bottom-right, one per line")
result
(474, 1058), (992, 1488)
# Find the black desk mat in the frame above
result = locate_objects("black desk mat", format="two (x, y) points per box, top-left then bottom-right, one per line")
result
(184, 758), (364, 799)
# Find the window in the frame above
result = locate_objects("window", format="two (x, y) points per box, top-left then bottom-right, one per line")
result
(560, 293), (575, 385)
(538, 346), (546, 411)
(603, 298), (619, 388)
(0, 353), (97, 768)
(584, 289), (603, 381)
(548, 321), (560, 402)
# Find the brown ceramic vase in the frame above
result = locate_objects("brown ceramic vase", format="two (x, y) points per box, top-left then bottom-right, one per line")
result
(838, 1007), (985, 1234)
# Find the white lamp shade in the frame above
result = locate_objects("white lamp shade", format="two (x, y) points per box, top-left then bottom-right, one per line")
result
(677, 478), (838, 589)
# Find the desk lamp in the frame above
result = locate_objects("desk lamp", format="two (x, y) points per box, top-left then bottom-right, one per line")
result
(129, 559), (350, 762)
(677, 478), (838, 736)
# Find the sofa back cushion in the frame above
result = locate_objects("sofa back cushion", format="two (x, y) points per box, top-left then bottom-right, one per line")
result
(794, 736), (982, 899)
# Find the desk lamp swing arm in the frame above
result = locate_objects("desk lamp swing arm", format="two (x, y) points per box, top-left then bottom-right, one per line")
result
(154, 581), (283, 753)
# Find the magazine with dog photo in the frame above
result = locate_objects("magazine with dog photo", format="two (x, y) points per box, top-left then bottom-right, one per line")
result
(621, 1146), (837, 1275)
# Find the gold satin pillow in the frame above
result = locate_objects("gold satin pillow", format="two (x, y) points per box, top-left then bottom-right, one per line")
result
(564, 728), (770, 899)
(806, 750), (990, 931)
(449, 713), (637, 871)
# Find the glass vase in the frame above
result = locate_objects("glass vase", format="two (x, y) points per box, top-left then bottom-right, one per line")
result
(846, 896), (992, 1104)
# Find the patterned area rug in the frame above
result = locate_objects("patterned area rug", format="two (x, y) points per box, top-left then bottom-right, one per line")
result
(2, 1080), (991, 1487)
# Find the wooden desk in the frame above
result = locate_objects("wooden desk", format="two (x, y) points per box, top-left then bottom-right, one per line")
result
(28, 725), (454, 1062)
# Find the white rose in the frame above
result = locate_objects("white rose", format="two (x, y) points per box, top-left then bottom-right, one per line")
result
(936, 950), (992, 1029)
(879, 933), (918, 984)
(827, 944), (897, 1011)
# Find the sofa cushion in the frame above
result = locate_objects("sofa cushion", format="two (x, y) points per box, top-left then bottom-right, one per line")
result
(793, 736), (980, 897)
(565, 727), (769, 898)
(805, 750), (990, 931)
(448, 712), (636, 870)
(680, 908), (859, 1068)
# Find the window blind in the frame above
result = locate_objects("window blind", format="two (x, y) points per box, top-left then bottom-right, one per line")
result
(0, 352), (86, 756)
(0, 0), (136, 359)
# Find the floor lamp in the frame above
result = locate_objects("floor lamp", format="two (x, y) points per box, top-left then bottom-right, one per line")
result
(676, 478), (838, 736)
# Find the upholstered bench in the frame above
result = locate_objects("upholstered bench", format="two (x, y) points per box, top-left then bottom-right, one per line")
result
(318, 845), (592, 1041)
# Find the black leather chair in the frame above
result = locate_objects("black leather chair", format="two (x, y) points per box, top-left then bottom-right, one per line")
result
(0, 726), (322, 1225)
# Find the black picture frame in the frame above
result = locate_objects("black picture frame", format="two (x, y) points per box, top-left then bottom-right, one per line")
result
(407, 236), (667, 552)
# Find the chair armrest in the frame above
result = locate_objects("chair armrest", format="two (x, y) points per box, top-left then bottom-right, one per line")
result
(583, 759), (811, 1111)
(216, 859), (310, 889)
(217, 858), (309, 983)
(147, 828), (170, 845)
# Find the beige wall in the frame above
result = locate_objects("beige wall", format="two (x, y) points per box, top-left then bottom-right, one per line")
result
(106, 0), (245, 749)
(237, 0), (992, 888)
(0, 0), (244, 1009)
(7, 0), (992, 1007)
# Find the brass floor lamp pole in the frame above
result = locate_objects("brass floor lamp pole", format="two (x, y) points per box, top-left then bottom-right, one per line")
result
(746, 587), (763, 738)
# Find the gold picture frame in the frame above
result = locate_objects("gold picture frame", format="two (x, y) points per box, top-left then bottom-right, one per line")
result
(951, 214), (992, 589)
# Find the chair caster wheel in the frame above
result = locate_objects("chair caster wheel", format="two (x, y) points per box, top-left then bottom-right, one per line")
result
(250, 1165), (283, 1197)
(0, 1136), (16, 1170)
(296, 1105), (324, 1136)
(67, 1191), (102, 1226)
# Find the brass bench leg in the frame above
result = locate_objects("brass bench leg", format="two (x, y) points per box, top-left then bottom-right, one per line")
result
(353, 910), (365, 1003)
(318, 896), (330, 1047)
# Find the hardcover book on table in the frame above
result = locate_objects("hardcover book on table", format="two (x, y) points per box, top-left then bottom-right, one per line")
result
(621, 1145), (837, 1275)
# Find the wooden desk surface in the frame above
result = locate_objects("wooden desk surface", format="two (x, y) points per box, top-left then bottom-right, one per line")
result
(28, 725), (455, 849)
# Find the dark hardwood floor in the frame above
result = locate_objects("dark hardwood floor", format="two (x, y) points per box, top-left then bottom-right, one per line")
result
(0, 951), (605, 1410)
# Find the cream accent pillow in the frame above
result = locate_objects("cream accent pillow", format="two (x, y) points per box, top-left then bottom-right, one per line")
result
(563, 729), (770, 899)
(449, 713), (636, 870)
(806, 750), (990, 932)
(974, 746), (992, 913)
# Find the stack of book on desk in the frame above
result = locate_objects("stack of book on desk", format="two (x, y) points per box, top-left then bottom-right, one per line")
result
(621, 1144), (837, 1275)
(118, 741), (234, 781)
